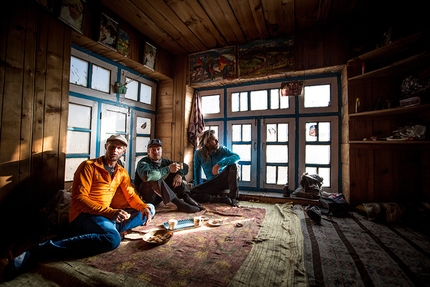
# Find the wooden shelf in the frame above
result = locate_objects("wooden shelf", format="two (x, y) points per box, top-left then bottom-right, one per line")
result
(348, 52), (430, 83)
(349, 103), (430, 118)
(349, 140), (430, 145)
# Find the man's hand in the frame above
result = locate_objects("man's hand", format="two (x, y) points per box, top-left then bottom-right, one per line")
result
(142, 208), (152, 226)
(172, 174), (182, 188)
(113, 209), (130, 223)
(169, 162), (180, 173)
(212, 164), (220, 175)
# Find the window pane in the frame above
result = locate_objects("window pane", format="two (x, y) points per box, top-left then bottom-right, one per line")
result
(266, 145), (288, 163)
(240, 92), (248, 111)
(306, 122), (318, 142)
(305, 145), (330, 164)
(267, 124), (277, 142)
(266, 166), (276, 184)
(136, 117), (151, 134)
(68, 103), (91, 129)
(125, 78), (138, 100)
(66, 131), (90, 154)
(319, 122), (330, 141)
(202, 95), (220, 114)
(304, 84), (330, 108)
(136, 136), (150, 153)
(242, 124), (251, 141)
(140, 83), (152, 104)
(280, 91), (289, 109)
(278, 123), (288, 141)
(232, 125), (241, 141)
(232, 92), (239, 112)
(277, 166), (288, 185)
(70, 56), (88, 87)
(65, 158), (88, 181)
(91, 65), (111, 93)
(318, 168), (330, 187)
(241, 164), (251, 181)
(205, 125), (219, 137)
(250, 90), (267, 110)
(105, 110), (127, 133)
(232, 144), (251, 161)
(270, 89), (279, 109)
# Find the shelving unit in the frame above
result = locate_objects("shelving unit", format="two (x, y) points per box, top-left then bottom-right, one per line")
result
(345, 31), (430, 205)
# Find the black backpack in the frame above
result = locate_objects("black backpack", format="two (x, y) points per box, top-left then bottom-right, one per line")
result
(319, 194), (349, 217)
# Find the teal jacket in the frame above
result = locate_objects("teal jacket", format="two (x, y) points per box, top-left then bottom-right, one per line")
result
(135, 157), (188, 187)
(193, 146), (240, 186)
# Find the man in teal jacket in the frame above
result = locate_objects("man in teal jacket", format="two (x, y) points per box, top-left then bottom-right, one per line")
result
(191, 130), (240, 206)
(135, 139), (202, 213)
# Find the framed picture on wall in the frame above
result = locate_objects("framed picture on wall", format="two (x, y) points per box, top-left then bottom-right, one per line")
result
(58, 0), (86, 34)
(98, 13), (118, 51)
(117, 28), (130, 57)
(143, 42), (156, 70)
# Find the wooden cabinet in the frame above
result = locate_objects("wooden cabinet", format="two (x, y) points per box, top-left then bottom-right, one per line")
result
(345, 31), (430, 205)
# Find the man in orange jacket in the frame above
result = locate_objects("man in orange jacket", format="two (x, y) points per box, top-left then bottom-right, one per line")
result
(1, 134), (154, 282)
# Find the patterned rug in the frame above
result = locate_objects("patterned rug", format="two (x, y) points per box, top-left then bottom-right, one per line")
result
(294, 205), (430, 287)
(79, 203), (266, 287)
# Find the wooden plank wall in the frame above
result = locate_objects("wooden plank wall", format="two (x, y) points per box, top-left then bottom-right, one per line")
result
(0, 0), (70, 248)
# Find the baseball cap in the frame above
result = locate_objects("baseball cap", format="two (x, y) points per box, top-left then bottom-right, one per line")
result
(106, 134), (128, 146)
(148, 138), (162, 148)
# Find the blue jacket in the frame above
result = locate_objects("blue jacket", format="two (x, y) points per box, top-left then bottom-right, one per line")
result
(193, 146), (240, 186)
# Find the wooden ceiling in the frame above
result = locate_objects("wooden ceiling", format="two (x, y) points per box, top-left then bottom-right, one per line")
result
(99, 0), (381, 56)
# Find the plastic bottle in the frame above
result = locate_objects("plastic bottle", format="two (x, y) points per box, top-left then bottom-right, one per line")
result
(355, 98), (361, 113)
(283, 184), (290, 197)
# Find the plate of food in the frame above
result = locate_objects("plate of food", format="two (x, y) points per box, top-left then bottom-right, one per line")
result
(200, 216), (210, 221)
(142, 230), (173, 245)
(207, 219), (222, 227)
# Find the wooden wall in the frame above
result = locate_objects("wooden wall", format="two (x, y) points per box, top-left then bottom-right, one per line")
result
(0, 0), (71, 247)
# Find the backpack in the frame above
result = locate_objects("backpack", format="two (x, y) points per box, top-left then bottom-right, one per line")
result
(318, 194), (349, 217)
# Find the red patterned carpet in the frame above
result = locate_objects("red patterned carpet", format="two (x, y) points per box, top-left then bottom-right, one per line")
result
(79, 203), (266, 287)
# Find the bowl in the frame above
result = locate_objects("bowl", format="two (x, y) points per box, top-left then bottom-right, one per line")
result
(142, 230), (173, 245)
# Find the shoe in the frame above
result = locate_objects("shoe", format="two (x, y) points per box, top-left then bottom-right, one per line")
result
(2, 251), (35, 282)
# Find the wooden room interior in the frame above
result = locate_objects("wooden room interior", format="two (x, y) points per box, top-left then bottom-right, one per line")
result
(1, 0), (430, 286)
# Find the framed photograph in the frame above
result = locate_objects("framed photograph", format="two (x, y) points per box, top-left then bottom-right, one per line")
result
(117, 29), (130, 57)
(98, 13), (118, 51)
(58, 0), (86, 34)
(143, 42), (156, 70)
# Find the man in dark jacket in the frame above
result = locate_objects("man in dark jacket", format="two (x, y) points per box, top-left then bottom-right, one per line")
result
(135, 139), (203, 213)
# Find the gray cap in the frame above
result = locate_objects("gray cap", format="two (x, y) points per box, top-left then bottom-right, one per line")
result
(106, 134), (128, 146)
(148, 138), (162, 148)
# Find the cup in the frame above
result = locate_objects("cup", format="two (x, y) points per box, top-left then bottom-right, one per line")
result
(179, 162), (184, 169)
(193, 216), (202, 227)
(168, 219), (178, 230)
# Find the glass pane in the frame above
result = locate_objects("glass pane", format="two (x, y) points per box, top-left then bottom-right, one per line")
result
(278, 123), (288, 141)
(277, 166), (288, 185)
(202, 95), (220, 114)
(91, 65), (111, 93)
(319, 122), (330, 141)
(135, 155), (145, 169)
(305, 145), (330, 164)
(318, 168), (330, 187)
(65, 158), (87, 181)
(124, 78), (138, 100)
(242, 124), (251, 141)
(232, 144), (251, 161)
(136, 117), (151, 134)
(266, 145), (288, 163)
(304, 84), (330, 108)
(136, 136), (150, 153)
(266, 166), (276, 184)
(250, 90), (267, 110)
(68, 103), (91, 129)
(280, 90), (289, 109)
(232, 125), (242, 141)
(306, 167), (318, 175)
(70, 56), (88, 87)
(240, 92), (248, 111)
(66, 131), (90, 153)
(105, 110), (126, 133)
(231, 92), (239, 112)
(140, 83), (152, 104)
(267, 124), (277, 142)
(270, 89), (279, 109)
(241, 164), (251, 181)
(306, 122), (318, 142)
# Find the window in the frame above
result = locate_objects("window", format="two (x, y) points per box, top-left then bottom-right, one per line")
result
(91, 64), (111, 93)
